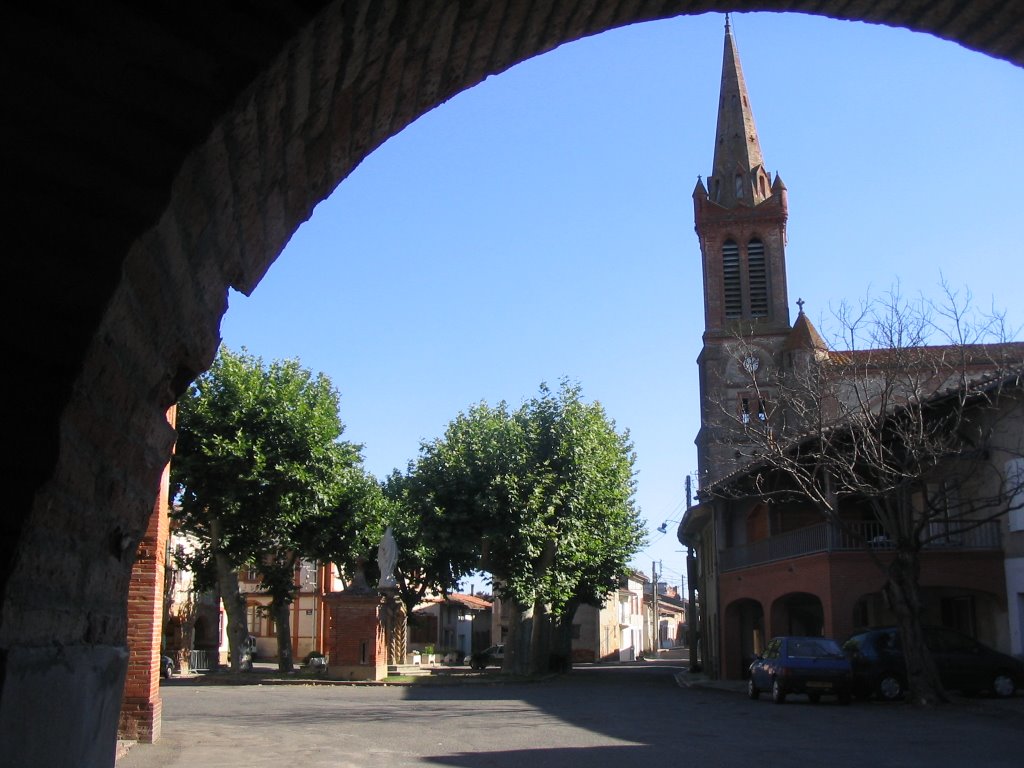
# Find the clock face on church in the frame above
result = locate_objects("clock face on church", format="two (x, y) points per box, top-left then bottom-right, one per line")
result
(741, 354), (760, 373)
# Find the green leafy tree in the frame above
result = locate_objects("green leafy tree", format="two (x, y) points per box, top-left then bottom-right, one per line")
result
(377, 402), (519, 619)
(400, 381), (645, 675)
(301, 467), (391, 589)
(495, 382), (644, 675)
(172, 347), (361, 672)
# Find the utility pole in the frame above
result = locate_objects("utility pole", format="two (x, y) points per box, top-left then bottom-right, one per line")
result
(651, 560), (659, 656)
(687, 547), (698, 672)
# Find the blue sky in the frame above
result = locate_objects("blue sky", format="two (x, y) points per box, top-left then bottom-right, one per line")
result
(219, 12), (1023, 591)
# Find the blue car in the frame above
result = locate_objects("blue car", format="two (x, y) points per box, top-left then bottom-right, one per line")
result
(843, 626), (1024, 700)
(748, 636), (853, 704)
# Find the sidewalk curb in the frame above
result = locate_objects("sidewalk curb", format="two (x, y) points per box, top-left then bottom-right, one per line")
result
(673, 671), (746, 694)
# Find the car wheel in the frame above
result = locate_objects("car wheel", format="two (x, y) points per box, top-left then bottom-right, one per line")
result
(992, 672), (1017, 698)
(162, 661), (173, 679)
(808, 692), (821, 704)
(877, 673), (904, 701)
(747, 678), (760, 700)
(771, 679), (786, 704)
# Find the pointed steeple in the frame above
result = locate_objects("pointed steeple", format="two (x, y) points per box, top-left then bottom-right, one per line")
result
(693, 15), (793, 486)
(707, 17), (771, 208)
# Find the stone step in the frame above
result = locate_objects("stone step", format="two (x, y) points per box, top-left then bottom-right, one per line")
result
(387, 664), (431, 676)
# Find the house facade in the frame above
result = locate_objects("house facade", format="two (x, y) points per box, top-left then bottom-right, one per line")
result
(162, 524), (220, 671)
(570, 572), (648, 663)
(410, 593), (493, 660)
(162, 527), (349, 668)
(231, 560), (335, 663)
(646, 582), (687, 652)
(679, 19), (1024, 680)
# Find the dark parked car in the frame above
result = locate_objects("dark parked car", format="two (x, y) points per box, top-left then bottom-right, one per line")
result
(843, 626), (1024, 700)
(748, 636), (853, 704)
(161, 655), (175, 679)
(466, 644), (504, 670)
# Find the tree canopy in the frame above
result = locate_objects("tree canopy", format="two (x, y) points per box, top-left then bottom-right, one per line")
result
(396, 380), (645, 673)
(171, 346), (363, 671)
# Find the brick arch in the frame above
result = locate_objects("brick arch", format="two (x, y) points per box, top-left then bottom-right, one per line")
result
(770, 591), (826, 637)
(3, 2), (1024, 762)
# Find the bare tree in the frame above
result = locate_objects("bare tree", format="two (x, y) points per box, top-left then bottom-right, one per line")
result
(709, 286), (1023, 705)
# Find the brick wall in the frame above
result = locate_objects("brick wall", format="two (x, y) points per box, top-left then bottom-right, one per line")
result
(323, 592), (387, 680)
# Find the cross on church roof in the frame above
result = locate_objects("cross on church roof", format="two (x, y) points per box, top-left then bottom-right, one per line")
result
(796, 298), (805, 314)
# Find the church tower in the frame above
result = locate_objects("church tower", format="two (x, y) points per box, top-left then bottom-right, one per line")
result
(693, 17), (792, 484)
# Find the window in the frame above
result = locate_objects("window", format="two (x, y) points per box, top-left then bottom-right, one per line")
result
(247, 603), (273, 637)
(925, 481), (963, 544)
(941, 596), (976, 637)
(747, 239), (768, 317)
(734, 174), (744, 198)
(738, 393), (768, 427)
(722, 240), (741, 318)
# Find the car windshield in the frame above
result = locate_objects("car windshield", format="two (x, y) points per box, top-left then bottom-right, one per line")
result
(789, 638), (844, 658)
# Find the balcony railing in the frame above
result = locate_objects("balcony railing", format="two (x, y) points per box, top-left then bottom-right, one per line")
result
(720, 520), (1001, 572)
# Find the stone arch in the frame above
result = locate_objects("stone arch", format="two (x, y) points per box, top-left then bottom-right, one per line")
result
(4, 2), (1024, 762)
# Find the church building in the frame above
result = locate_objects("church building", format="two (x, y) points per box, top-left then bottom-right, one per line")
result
(679, 18), (1023, 683)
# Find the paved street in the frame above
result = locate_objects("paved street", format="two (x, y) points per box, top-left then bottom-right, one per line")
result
(119, 662), (1024, 767)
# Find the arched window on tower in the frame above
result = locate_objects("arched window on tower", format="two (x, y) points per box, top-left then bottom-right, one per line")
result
(747, 239), (768, 318)
(734, 174), (744, 199)
(722, 240), (741, 319)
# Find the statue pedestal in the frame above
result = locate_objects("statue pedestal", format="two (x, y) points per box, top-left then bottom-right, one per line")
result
(322, 592), (388, 681)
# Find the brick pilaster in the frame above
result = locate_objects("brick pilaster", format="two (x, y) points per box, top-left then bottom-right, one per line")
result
(119, 409), (173, 742)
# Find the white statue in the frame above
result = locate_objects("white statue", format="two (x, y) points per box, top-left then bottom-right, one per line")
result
(377, 526), (399, 589)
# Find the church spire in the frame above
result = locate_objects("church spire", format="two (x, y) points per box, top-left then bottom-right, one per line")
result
(692, 15), (792, 485)
(708, 17), (769, 208)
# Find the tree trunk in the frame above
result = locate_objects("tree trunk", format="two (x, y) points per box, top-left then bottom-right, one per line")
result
(502, 600), (533, 676)
(211, 517), (249, 673)
(523, 538), (558, 675)
(884, 547), (947, 705)
(528, 597), (552, 675)
(215, 553), (249, 673)
(550, 599), (580, 673)
(271, 597), (294, 673)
